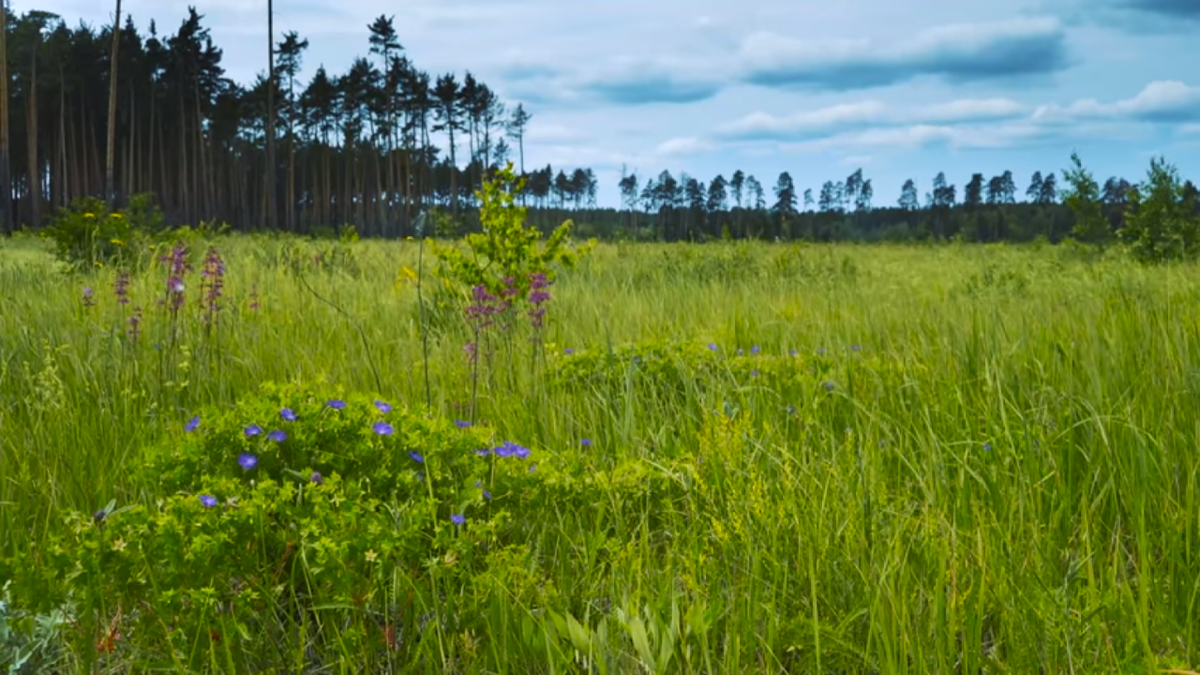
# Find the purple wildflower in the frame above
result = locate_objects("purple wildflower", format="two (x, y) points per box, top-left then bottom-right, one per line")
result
(474, 448), (491, 457)
(823, 381), (835, 392)
(114, 271), (130, 305)
(983, 443), (992, 451)
(244, 425), (262, 437)
(789, 349), (797, 356)
(199, 494), (218, 508)
(373, 421), (394, 435)
(248, 284), (260, 311)
(454, 420), (471, 428)
(750, 345), (760, 355)
(528, 464), (537, 473)
(708, 343), (718, 351)
(450, 514), (465, 525)
(852, 344), (862, 352)
(408, 450), (424, 464)
(750, 370), (759, 377)
(466, 284), (509, 331)
(238, 453), (258, 471)
(374, 399), (392, 414)
(82, 287), (95, 309)
(464, 341), (478, 363)
(327, 399), (346, 409)
(564, 348), (574, 355)
(267, 430), (287, 443)
(127, 307), (143, 341)
(199, 248), (225, 323)
(280, 408), (298, 422)
(185, 416), (200, 432)
(311, 471), (324, 485)
(817, 347), (826, 356)
(581, 438), (592, 447)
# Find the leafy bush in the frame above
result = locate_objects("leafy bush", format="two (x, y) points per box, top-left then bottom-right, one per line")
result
(42, 193), (166, 270)
(1, 381), (544, 670)
(1118, 157), (1200, 263)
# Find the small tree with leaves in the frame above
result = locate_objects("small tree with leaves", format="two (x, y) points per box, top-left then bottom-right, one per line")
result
(1118, 156), (1200, 264)
(1061, 152), (1108, 245)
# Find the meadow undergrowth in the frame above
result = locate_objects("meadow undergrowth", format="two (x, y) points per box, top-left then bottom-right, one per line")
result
(0, 230), (1198, 672)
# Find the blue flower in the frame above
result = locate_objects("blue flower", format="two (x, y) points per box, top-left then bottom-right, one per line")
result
(374, 399), (392, 414)
(373, 421), (394, 435)
(750, 345), (760, 355)
(280, 408), (298, 421)
(494, 441), (530, 458)
(454, 420), (471, 428)
(408, 450), (424, 464)
(707, 343), (718, 351)
(199, 494), (218, 508)
(268, 430), (287, 443)
(450, 514), (465, 525)
(244, 425), (262, 437)
(185, 416), (200, 432)
(817, 347), (826, 356)
(789, 349), (797, 356)
(529, 464), (537, 473)
(311, 471), (324, 485)
(823, 381), (835, 392)
(564, 348), (574, 355)
(327, 399), (346, 410)
(851, 344), (862, 352)
(238, 453), (258, 470)
(474, 448), (491, 457)
(750, 370), (759, 377)
(983, 443), (992, 452)
(581, 438), (592, 447)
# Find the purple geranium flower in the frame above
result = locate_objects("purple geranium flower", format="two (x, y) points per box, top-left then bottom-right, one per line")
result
(373, 421), (394, 435)
(374, 399), (392, 414)
(267, 430), (287, 442)
(450, 514), (465, 525)
(238, 453), (258, 470)
(199, 494), (218, 508)
(244, 425), (262, 437)
(327, 399), (346, 409)
(408, 450), (424, 464)
(311, 471), (324, 485)
(454, 420), (471, 428)
(581, 439), (592, 447)
(281, 408), (298, 421)
(474, 448), (491, 457)
(708, 343), (718, 351)
(750, 345), (760, 355)
(494, 441), (531, 459)
(185, 416), (200, 432)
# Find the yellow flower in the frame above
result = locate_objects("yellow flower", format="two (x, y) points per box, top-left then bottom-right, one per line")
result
(365, 549), (378, 563)
(110, 239), (124, 246)
(112, 538), (127, 552)
(83, 212), (95, 219)
(110, 213), (125, 219)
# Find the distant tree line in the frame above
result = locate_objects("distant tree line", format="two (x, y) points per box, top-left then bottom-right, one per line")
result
(0, 4), (1196, 244)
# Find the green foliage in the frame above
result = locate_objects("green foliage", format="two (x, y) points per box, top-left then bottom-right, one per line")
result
(432, 163), (594, 301)
(1118, 156), (1200, 263)
(41, 194), (166, 270)
(1061, 152), (1109, 244)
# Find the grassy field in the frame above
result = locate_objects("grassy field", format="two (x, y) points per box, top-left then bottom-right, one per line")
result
(1, 233), (1199, 672)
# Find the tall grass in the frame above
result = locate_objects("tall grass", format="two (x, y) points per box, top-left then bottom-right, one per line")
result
(2, 233), (1199, 672)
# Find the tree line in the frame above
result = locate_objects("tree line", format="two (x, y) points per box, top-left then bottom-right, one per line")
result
(0, 4), (1195, 243)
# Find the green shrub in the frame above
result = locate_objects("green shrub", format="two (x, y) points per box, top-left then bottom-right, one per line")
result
(42, 193), (167, 270)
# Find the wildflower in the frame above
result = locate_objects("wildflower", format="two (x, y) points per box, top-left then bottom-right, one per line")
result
(365, 550), (378, 563)
(852, 344), (862, 352)
(581, 438), (592, 447)
(564, 348), (574, 355)
(199, 495), (218, 508)
(82, 287), (95, 309)
(737, 348), (743, 356)
(528, 464), (537, 473)
(466, 284), (508, 331)
(93, 509), (108, 524)
(789, 349), (797, 356)
(267, 430), (287, 443)
(373, 421), (394, 435)
(374, 399), (392, 414)
(244, 425), (262, 437)
(311, 471), (324, 485)
(199, 248), (225, 322)
(823, 381), (835, 392)
(327, 399), (346, 410)
(463, 342), (478, 363)
(817, 347), (826, 356)
(248, 284), (260, 311)
(454, 420), (471, 428)
(708, 343), (718, 351)
(494, 441), (530, 459)
(280, 408), (298, 422)
(483, 488), (492, 499)
(983, 443), (992, 452)
(408, 450), (424, 464)
(750, 370), (759, 377)
(237, 453), (258, 471)
(474, 448), (491, 457)
(114, 271), (130, 305)
(450, 514), (465, 525)
(750, 345), (760, 355)
(185, 416), (200, 432)
(127, 307), (143, 341)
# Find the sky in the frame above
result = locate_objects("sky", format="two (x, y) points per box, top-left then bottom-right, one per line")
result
(27, 0), (1200, 208)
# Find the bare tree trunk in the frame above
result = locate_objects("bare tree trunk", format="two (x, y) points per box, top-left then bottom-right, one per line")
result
(0, 1), (11, 234)
(265, 0), (277, 229)
(105, 0), (121, 206)
(27, 37), (41, 228)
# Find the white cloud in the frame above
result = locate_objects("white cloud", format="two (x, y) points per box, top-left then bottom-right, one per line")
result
(655, 137), (713, 156)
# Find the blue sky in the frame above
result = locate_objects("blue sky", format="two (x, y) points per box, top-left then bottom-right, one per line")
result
(32, 0), (1200, 208)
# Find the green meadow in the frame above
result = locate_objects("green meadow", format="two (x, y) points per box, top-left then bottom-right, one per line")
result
(2, 232), (1199, 672)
